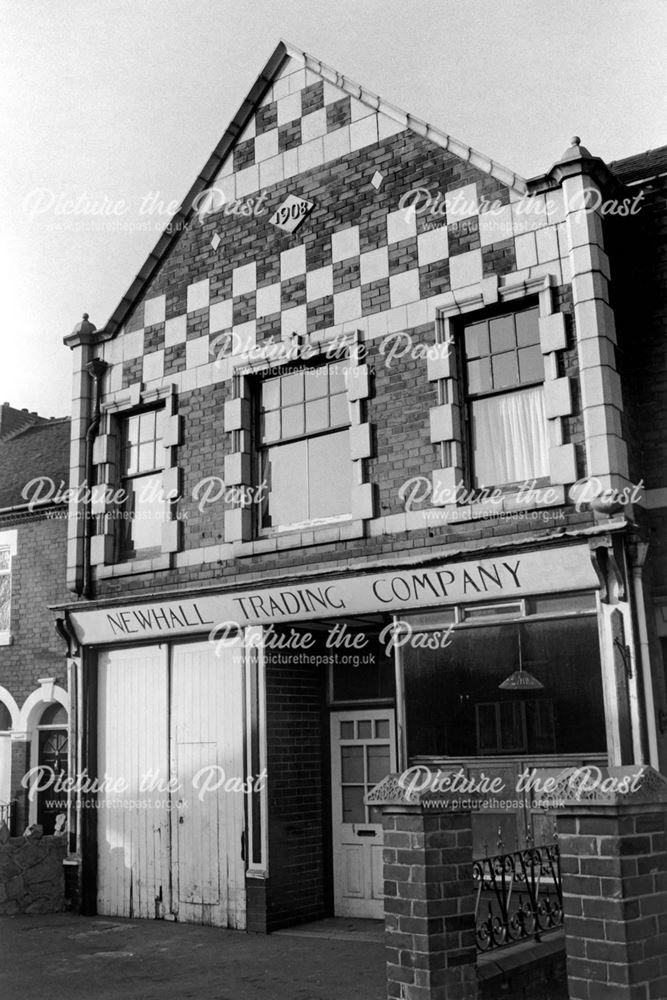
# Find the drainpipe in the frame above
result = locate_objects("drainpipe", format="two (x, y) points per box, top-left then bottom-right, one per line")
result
(81, 358), (108, 599)
(628, 539), (659, 767)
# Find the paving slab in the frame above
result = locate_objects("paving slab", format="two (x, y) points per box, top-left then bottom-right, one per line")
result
(0, 913), (386, 1000)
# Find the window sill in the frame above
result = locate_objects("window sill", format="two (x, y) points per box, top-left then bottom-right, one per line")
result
(0, 632), (13, 647)
(234, 519), (364, 557)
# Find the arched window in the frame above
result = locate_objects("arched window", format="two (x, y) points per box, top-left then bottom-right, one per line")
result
(36, 703), (68, 834)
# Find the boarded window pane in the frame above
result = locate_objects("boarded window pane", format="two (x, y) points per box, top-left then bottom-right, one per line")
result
(489, 314), (515, 353)
(329, 392), (349, 428)
(305, 397), (328, 434)
(518, 345), (544, 384)
(127, 473), (167, 552)
(464, 321), (489, 359)
(281, 371), (304, 406)
(467, 357), (492, 394)
(262, 440), (309, 527)
(492, 352), (519, 389)
(305, 368), (327, 401)
(308, 431), (351, 519)
(261, 409), (281, 443)
(282, 404), (304, 439)
(515, 308), (540, 347)
(261, 378), (280, 411)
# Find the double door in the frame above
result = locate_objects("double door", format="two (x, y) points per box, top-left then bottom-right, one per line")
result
(96, 641), (246, 927)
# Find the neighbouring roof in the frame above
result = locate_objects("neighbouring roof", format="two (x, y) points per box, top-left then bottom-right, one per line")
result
(0, 402), (52, 441)
(70, 39), (529, 347)
(0, 417), (71, 511)
(609, 145), (667, 185)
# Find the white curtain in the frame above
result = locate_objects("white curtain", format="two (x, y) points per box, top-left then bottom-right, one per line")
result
(471, 386), (549, 487)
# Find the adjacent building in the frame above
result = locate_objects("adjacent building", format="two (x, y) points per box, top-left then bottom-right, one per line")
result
(54, 41), (666, 933)
(0, 405), (71, 835)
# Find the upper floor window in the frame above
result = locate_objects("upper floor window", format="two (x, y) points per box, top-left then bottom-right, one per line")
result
(118, 408), (167, 559)
(257, 362), (352, 530)
(0, 539), (14, 643)
(463, 305), (548, 489)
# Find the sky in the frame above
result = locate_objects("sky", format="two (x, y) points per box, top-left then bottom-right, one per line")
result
(1, 0), (665, 419)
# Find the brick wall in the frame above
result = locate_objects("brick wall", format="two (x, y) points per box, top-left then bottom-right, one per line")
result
(264, 648), (328, 929)
(0, 512), (69, 707)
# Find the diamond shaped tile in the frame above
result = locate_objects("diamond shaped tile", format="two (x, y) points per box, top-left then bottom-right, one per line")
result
(269, 194), (314, 234)
(211, 233), (221, 251)
(371, 171), (384, 190)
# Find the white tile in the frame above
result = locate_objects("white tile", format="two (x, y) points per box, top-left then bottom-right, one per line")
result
(217, 154), (233, 178)
(254, 128), (279, 163)
(236, 165), (259, 198)
(108, 363), (122, 392)
(187, 278), (210, 313)
(478, 203), (513, 247)
(211, 172), (235, 204)
(272, 76), (290, 102)
(536, 225), (560, 263)
(511, 194), (549, 235)
(306, 265), (333, 300)
(259, 154), (285, 189)
(186, 335), (210, 369)
(276, 91), (302, 126)
(232, 262), (257, 297)
(514, 232), (538, 269)
(331, 225), (360, 262)
(298, 137), (324, 172)
(378, 113), (406, 140)
(209, 299), (233, 333)
(256, 282), (281, 317)
(449, 249), (483, 289)
(350, 96), (373, 122)
(143, 350), (164, 382)
(165, 314), (187, 346)
(232, 321), (256, 355)
(281, 244), (306, 280)
(283, 147), (299, 179)
(547, 188), (566, 224)
(122, 328), (144, 360)
(360, 246), (389, 285)
(323, 126), (351, 161)
(288, 68), (307, 94)
(333, 288), (362, 324)
(417, 228), (449, 265)
(445, 183), (478, 222)
(144, 294), (166, 326)
(323, 80), (344, 104)
(238, 117), (256, 140)
(281, 305), (307, 338)
(389, 270), (420, 308)
(301, 107), (327, 143)
(387, 207), (417, 244)
(350, 114), (378, 151)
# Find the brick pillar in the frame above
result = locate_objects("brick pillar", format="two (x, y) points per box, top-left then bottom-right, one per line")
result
(380, 802), (478, 1000)
(553, 765), (667, 1000)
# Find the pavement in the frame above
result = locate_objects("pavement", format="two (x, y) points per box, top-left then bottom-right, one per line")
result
(0, 913), (386, 1000)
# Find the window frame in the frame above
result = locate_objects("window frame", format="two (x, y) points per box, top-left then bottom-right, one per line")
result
(253, 358), (354, 535)
(0, 530), (17, 646)
(458, 297), (550, 495)
(115, 405), (167, 562)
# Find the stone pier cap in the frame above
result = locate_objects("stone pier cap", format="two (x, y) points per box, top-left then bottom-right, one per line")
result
(365, 771), (474, 810)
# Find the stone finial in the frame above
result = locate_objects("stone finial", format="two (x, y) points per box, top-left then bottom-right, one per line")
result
(70, 313), (96, 337)
(560, 135), (593, 162)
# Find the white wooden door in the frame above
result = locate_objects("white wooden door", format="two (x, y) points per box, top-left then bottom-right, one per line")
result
(170, 641), (246, 928)
(97, 645), (171, 919)
(330, 709), (396, 919)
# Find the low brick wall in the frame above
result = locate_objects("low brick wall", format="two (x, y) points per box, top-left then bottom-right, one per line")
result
(0, 823), (66, 915)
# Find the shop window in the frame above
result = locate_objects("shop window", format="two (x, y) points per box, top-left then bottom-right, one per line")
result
(36, 703), (68, 835)
(257, 362), (352, 530)
(404, 613), (605, 758)
(463, 305), (549, 489)
(117, 408), (167, 558)
(0, 546), (12, 639)
(329, 631), (396, 704)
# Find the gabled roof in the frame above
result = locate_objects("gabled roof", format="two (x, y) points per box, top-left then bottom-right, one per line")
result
(609, 145), (667, 185)
(0, 417), (71, 511)
(70, 39), (528, 348)
(0, 402), (50, 441)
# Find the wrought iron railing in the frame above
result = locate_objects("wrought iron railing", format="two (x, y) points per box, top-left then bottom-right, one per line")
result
(473, 839), (563, 952)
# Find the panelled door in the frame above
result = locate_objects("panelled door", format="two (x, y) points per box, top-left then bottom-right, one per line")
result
(330, 709), (396, 919)
(97, 641), (246, 927)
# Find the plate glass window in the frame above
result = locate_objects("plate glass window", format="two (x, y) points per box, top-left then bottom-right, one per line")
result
(258, 362), (352, 529)
(464, 306), (548, 488)
(118, 409), (167, 558)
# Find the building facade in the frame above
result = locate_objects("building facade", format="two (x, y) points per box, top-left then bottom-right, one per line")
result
(0, 406), (71, 836)
(56, 43), (666, 932)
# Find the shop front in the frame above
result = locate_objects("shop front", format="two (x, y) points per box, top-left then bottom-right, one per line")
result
(59, 536), (638, 931)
